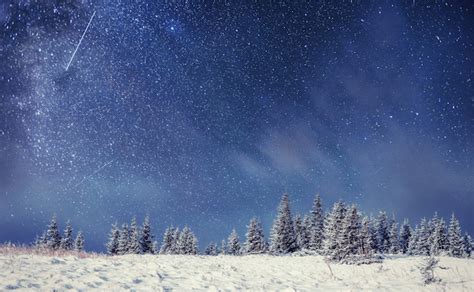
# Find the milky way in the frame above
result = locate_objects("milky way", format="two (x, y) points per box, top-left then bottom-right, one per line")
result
(0, 1), (473, 250)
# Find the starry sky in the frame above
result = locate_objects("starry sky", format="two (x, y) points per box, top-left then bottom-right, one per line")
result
(0, 1), (473, 251)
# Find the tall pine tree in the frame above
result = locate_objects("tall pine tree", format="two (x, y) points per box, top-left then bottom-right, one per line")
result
(46, 216), (61, 250)
(323, 200), (347, 257)
(399, 219), (411, 254)
(106, 223), (120, 255)
(128, 217), (142, 254)
(244, 217), (266, 254)
(140, 216), (154, 254)
(448, 213), (463, 257)
(270, 194), (297, 254)
(60, 220), (74, 250)
(308, 194), (324, 252)
(227, 228), (241, 255)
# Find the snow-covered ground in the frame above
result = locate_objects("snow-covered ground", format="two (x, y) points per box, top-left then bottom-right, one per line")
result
(0, 254), (472, 290)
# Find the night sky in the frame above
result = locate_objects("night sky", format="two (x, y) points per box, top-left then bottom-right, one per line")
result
(1, 1), (473, 251)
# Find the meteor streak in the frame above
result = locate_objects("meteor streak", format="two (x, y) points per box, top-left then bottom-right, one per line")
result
(66, 11), (96, 71)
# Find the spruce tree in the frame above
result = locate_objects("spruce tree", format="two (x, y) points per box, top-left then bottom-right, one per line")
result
(359, 216), (374, 256)
(205, 242), (218, 255)
(74, 231), (85, 252)
(294, 215), (308, 251)
(177, 226), (196, 254)
(430, 216), (448, 256)
(106, 223), (120, 255)
(462, 233), (472, 258)
(220, 239), (227, 255)
(408, 224), (420, 255)
(375, 211), (389, 253)
(322, 200), (346, 257)
(270, 194), (297, 254)
(448, 213), (463, 257)
(227, 228), (241, 255)
(388, 221), (399, 254)
(140, 216), (154, 254)
(399, 219), (412, 254)
(46, 216), (61, 250)
(117, 224), (130, 255)
(128, 217), (142, 254)
(308, 194), (324, 252)
(60, 221), (74, 250)
(244, 217), (266, 254)
(338, 204), (361, 259)
(417, 218), (431, 256)
(159, 226), (175, 254)
(171, 227), (181, 254)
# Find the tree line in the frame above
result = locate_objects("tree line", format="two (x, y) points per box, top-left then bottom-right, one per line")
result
(34, 216), (84, 252)
(35, 194), (473, 261)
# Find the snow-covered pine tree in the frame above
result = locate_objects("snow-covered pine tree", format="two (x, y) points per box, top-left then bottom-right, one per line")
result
(171, 227), (181, 254)
(337, 204), (361, 260)
(227, 228), (241, 255)
(359, 216), (374, 256)
(106, 223), (120, 255)
(399, 219), (412, 254)
(177, 226), (196, 254)
(244, 217), (266, 254)
(294, 215), (308, 251)
(190, 233), (198, 255)
(408, 224), (420, 255)
(205, 242), (218, 255)
(117, 224), (130, 255)
(220, 239), (227, 255)
(159, 226), (175, 254)
(462, 233), (472, 258)
(60, 220), (74, 250)
(140, 216), (154, 254)
(388, 221), (399, 254)
(417, 218), (431, 256)
(46, 216), (61, 250)
(270, 193), (297, 254)
(322, 200), (346, 257)
(375, 211), (389, 253)
(430, 216), (448, 256)
(308, 194), (324, 252)
(128, 217), (142, 254)
(448, 213), (463, 257)
(74, 231), (84, 252)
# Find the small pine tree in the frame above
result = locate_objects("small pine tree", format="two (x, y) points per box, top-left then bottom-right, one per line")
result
(60, 221), (74, 250)
(177, 226), (197, 254)
(106, 223), (120, 255)
(308, 194), (324, 252)
(270, 194), (297, 254)
(375, 211), (389, 253)
(117, 224), (130, 255)
(399, 219), (412, 254)
(323, 200), (346, 256)
(244, 217), (266, 254)
(419, 257), (440, 285)
(74, 231), (85, 252)
(140, 216), (154, 254)
(159, 226), (175, 254)
(205, 242), (218, 255)
(462, 233), (472, 258)
(220, 239), (227, 255)
(388, 221), (399, 254)
(448, 213), (463, 257)
(46, 216), (61, 250)
(128, 217), (142, 254)
(227, 229), (241, 255)
(338, 204), (361, 260)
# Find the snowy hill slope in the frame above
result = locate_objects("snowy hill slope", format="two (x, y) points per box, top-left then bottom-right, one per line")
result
(0, 254), (472, 290)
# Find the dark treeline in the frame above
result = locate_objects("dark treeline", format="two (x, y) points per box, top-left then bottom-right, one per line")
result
(35, 194), (473, 262)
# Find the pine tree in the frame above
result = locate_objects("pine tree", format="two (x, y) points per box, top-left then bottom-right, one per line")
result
(177, 226), (197, 255)
(408, 224), (420, 255)
(128, 217), (142, 254)
(60, 221), (74, 250)
(270, 194), (297, 254)
(388, 221), (399, 254)
(106, 223), (120, 255)
(430, 216), (448, 256)
(308, 194), (324, 252)
(294, 215), (308, 250)
(190, 233), (199, 255)
(322, 200), (346, 257)
(74, 231), (85, 252)
(417, 218), (431, 256)
(117, 224), (130, 255)
(359, 216), (374, 256)
(171, 227), (181, 254)
(159, 226), (175, 254)
(244, 217), (266, 254)
(220, 239), (227, 255)
(140, 216), (154, 254)
(46, 216), (61, 250)
(462, 233), (472, 258)
(227, 228), (241, 255)
(399, 219), (412, 254)
(448, 213), (463, 257)
(205, 242), (218, 255)
(375, 211), (389, 253)
(338, 204), (361, 259)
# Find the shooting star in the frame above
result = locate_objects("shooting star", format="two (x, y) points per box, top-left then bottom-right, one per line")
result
(66, 10), (96, 71)
(67, 159), (114, 190)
